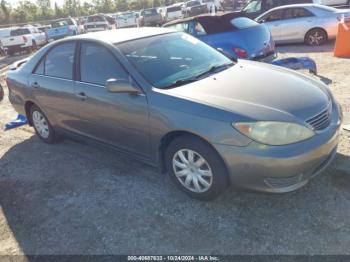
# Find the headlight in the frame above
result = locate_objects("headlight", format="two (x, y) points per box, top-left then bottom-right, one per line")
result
(233, 121), (315, 146)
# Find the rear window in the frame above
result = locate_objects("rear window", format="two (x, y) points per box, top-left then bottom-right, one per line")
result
(187, 1), (201, 6)
(10, 28), (30, 36)
(51, 19), (73, 28)
(87, 16), (105, 22)
(141, 9), (158, 15)
(167, 6), (182, 12)
(231, 17), (259, 29)
(118, 12), (135, 19)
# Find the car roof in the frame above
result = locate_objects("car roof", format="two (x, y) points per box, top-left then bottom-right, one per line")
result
(163, 13), (240, 34)
(164, 12), (241, 26)
(267, 3), (321, 11)
(69, 27), (176, 44)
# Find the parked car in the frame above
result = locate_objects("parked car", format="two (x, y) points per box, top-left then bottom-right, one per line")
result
(37, 25), (51, 33)
(116, 12), (138, 28)
(47, 18), (78, 41)
(256, 4), (350, 45)
(138, 8), (164, 26)
(232, 0), (350, 19)
(164, 14), (275, 61)
(6, 28), (342, 200)
(85, 14), (112, 32)
(182, 0), (208, 17)
(317, 0), (350, 8)
(159, 5), (184, 22)
(2, 27), (47, 55)
(201, 0), (222, 12)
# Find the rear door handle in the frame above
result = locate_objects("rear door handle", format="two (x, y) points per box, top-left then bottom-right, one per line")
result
(31, 81), (40, 88)
(76, 92), (87, 100)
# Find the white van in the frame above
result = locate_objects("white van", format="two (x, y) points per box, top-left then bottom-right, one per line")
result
(166, 5), (184, 21)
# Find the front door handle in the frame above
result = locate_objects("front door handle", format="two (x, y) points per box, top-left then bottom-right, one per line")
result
(31, 81), (40, 88)
(76, 92), (87, 100)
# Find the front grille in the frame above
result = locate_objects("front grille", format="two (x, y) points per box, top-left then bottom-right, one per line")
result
(306, 104), (332, 131)
(264, 174), (303, 189)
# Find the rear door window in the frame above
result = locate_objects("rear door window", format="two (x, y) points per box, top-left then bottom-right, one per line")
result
(79, 42), (129, 86)
(45, 42), (76, 79)
(34, 59), (45, 75)
(283, 7), (314, 19)
(264, 9), (284, 21)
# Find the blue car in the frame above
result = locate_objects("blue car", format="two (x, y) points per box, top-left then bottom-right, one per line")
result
(47, 18), (78, 42)
(164, 14), (276, 61)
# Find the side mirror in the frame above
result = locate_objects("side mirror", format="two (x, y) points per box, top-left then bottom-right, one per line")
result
(106, 79), (140, 94)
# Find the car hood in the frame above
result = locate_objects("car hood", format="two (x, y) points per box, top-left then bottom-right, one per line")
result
(161, 60), (330, 123)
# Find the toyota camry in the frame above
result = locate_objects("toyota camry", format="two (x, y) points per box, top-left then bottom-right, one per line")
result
(6, 28), (342, 200)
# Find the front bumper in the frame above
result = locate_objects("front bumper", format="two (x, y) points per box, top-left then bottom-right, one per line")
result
(214, 106), (342, 193)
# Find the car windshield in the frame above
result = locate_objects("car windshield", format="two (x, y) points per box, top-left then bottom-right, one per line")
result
(117, 32), (233, 89)
(187, 1), (201, 6)
(242, 0), (262, 13)
(141, 9), (157, 16)
(10, 28), (30, 36)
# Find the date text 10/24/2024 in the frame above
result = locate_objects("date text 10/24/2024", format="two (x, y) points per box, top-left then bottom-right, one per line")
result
(127, 256), (220, 261)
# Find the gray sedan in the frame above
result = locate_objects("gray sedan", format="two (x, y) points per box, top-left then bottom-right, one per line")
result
(256, 4), (350, 45)
(6, 28), (342, 200)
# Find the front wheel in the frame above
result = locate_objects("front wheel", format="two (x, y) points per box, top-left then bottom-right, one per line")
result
(30, 105), (57, 144)
(165, 135), (229, 200)
(305, 29), (327, 46)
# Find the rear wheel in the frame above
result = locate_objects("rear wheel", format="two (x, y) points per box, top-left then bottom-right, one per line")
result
(305, 28), (327, 46)
(165, 135), (229, 200)
(30, 105), (57, 144)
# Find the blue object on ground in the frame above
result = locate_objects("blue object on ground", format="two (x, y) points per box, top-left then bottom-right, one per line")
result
(271, 57), (317, 75)
(4, 114), (28, 131)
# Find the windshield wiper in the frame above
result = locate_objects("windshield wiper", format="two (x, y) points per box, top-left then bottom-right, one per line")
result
(163, 63), (234, 89)
(195, 63), (234, 79)
(163, 77), (199, 89)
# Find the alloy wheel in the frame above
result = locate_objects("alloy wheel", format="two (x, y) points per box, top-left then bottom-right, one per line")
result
(308, 31), (324, 46)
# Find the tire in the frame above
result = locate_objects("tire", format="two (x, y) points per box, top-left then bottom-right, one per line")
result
(165, 135), (229, 200)
(30, 105), (57, 144)
(305, 28), (327, 46)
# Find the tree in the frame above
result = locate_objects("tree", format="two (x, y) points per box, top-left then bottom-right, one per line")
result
(0, 0), (10, 23)
(37, 0), (53, 19)
(54, 2), (64, 18)
(13, 1), (38, 23)
(115, 0), (128, 12)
